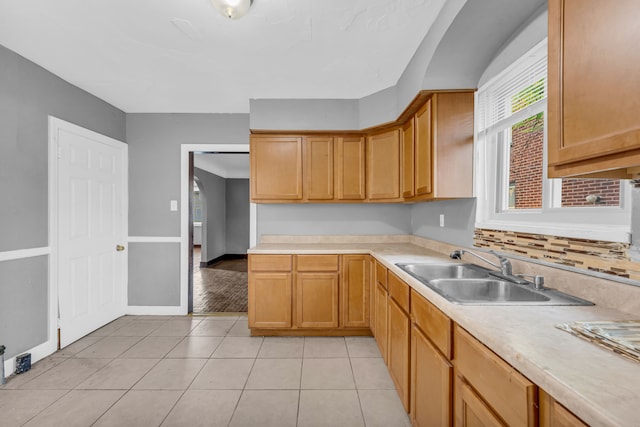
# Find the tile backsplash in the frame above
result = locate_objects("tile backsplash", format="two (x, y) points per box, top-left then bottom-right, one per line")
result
(474, 228), (640, 281)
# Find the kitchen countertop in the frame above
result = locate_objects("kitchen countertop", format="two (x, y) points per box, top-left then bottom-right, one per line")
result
(249, 241), (640, 427)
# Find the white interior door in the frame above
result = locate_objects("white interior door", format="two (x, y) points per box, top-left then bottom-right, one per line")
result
(55, 119), (127, 347)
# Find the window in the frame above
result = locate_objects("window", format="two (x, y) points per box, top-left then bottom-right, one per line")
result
(475, 40), (631, 242)
(193, 180), (203, 223)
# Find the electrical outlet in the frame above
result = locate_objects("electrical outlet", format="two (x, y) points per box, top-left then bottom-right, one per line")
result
(170, 200), (178, 211)
(439, 214), (445, 227)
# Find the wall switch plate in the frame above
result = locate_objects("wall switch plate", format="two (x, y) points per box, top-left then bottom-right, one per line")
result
(439, 214), (445, 227)
(170, 200), (178, 211)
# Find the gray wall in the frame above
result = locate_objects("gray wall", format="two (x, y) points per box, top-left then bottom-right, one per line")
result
(0, 44), (125, 358)
(257, 204), (412, 240)
(128, 243), (180, 306)
(410, 199), (477, 247)
(421, 0), (546, 89)
(194, 168), (226, 262)
(126, 113), (249, 306)
(0, 257), (49, 359)
(126, 113), (249, 237)
(249, 99), (359, 131)
(226, 179), (250, 254)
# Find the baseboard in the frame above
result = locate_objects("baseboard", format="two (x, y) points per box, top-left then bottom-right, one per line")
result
(3, 339), (57, 381)
(126, 306), (186, 315)
(201, 253), (248, 267)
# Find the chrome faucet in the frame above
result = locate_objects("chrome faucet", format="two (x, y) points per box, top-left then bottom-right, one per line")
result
(450, 249), (529, 284)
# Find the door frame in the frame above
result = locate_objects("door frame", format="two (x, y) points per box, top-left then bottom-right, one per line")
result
(180, 144), (254, 314)
(48, 116), (128, 348)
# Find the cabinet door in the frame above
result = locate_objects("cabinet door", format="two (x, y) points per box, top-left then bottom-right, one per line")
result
(401, 117), (415, 198)
(367, 129), (401, 200)
(248, 272), (292, 328)
(455, 376), (505, 427)
(539, 390), (588, 427)
(411, 326), (452, 427)
(548, 0), (640, 177)
(414, 99), (433, 195)
(388, 298), (410, 412)
(369, 256), (376, 335)
(296, 273), (339, 328)
(304, 136), (334, 200)
(341, 255), (370, 328)
(374, 282), (388, 362)
(335, 136), (366, 200)
(250, 136), (303, 200)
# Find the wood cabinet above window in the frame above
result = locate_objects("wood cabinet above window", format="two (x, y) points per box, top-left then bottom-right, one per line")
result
(548, 0), (640, 178)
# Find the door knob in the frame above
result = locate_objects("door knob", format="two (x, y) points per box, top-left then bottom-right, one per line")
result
(116, 245), (125, 252)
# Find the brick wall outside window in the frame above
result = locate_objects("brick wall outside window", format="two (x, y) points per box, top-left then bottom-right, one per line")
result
(508, 114), (620, 208)
(509, 114), (543, 208)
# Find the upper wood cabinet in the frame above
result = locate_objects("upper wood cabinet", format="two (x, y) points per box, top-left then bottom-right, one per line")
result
(335, 136), (366, 200)
(249, 90), (474, 203)
(401, 118), (416, 198)
(414, 99), (433, 196)
(548, 0), (640, 178)
(367, 129), (401, 201)
(250, 136), (303, 201)
(428, 92), (474, 199)
(403, 91), (474, 201)
(304, 136), (334, 201)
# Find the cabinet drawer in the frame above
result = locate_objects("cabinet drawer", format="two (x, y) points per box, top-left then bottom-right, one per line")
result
(375, 261), (388, 289)
(249, 255), (292, 272)
(454, 325), (537, 427)
(388, 272), (410, 313)
(411, 290), (452, 359)
(296, 255), (339, 271)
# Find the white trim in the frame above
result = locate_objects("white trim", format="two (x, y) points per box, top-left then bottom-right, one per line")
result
(3, 340), (57, 380)
(127, 236), (181, 243)
(0, 247), (50, 262)
(125, 306), (185, 316)
(180, 144), (254, 315)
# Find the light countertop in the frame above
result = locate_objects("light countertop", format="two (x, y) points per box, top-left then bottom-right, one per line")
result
(249, 240), (640, 427)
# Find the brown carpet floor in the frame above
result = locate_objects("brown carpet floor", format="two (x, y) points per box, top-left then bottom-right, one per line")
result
(193, 248), (248, 314)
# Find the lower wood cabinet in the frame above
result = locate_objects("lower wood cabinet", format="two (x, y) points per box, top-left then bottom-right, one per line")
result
(455, 375), (505, 427)
(454, 325), (537, 427)
(387, 272), (411, 412)
(296, 272), (338, 328)
(539, 390), (587, 427)
(388, 296), (411, 411)
(374, 281), (389, 362)
(248, 253), (369, 335)
(248, 272), (293, 328)
(341, 255), (370, 328)
(411, 324), (453, 427)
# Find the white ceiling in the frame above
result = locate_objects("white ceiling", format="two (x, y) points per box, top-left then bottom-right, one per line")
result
(194, 153), (250, 178)
(0, 0), (446, 113)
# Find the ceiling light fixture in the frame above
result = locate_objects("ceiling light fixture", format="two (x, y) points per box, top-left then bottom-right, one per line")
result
(211, 0), (254, 20)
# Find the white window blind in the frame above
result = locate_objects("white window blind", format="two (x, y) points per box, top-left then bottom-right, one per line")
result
(477, 42), (547, 135)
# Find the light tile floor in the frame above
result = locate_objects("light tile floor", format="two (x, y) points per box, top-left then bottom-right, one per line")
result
(1, 316), (411, 427)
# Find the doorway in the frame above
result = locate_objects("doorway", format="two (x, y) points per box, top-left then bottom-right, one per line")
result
(192, 153), (250, 313)
(179, 144), (255, 316)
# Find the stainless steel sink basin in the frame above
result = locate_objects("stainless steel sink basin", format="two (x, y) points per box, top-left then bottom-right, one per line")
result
(397, 263), (491, 280)
(395, 263), (593, 306)
(428, 279), (550, 304)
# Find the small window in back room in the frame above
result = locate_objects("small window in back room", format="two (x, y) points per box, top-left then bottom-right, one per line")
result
(193, 180), (203, 222)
